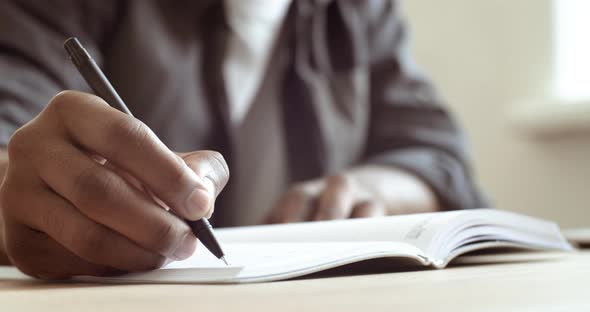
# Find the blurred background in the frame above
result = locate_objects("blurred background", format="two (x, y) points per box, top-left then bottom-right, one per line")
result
(404, 0), (590, 227)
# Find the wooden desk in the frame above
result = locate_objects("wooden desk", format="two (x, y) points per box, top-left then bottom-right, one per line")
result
(1, 251), (589, 312)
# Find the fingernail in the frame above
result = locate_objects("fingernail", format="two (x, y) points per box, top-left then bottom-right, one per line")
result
(185, 188), (211, 220)
(172, 234), (197, 260)
(205, 197), (216, 219)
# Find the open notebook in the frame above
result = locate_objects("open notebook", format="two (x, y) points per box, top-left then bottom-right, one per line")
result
(77, 209), (571, 284)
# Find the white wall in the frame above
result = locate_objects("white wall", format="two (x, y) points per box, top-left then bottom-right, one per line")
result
(404, 0), (590, 227)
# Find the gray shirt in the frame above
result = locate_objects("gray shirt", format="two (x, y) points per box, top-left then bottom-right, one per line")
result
(0, 0), (489, 227)
(227, 28), (289, 225)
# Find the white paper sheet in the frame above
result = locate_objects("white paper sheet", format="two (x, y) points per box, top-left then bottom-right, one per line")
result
(83, 242), (426, 284)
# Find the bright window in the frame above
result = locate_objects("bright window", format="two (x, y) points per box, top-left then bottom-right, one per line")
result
(554, 0), (590, 101)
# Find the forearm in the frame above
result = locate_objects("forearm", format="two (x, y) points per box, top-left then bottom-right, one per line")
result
(348, 165), (439, 215)
(0, 148), (10, 265)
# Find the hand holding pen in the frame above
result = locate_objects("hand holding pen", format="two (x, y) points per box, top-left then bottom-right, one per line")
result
(64, 38), (228, 265)
(0, 38), (228, 280)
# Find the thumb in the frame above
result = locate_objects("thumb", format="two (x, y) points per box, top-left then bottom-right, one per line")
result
(178, 151), (230, 218)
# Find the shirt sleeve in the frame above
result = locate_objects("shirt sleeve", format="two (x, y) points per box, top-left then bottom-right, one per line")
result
(364, 1), (489, 210)
(0, 0), (118, 146)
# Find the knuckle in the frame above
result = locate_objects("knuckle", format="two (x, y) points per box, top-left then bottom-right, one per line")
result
(106, 117), (158, 163)
(6, 125), (36, 159)
(73, 226), (109, 261)
(168, 155), (191, 189)
(327, 173), (351, 190)
(110, 118), (152, 150)
(53, 90), (79, 102)
(47, 90), (78, 115)
(72, 165), (120, 211)
(156, 156), (193, 203)
(149, 221), (184, 255)
(41, 205), (67, 240)
(145, 155), (193, 210)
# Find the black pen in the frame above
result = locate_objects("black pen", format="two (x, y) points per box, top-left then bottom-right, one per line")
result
(63, 37), (228, 266)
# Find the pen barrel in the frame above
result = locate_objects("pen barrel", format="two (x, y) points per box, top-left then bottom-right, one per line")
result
(188, 219), (225, 259)
(63, 37), (133, 116)
(190, 218), (213, 232)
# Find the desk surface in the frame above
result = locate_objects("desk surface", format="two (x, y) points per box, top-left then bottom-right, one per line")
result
(1, 251), (588, 312)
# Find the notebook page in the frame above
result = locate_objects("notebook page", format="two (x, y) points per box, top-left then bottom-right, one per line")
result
(84, 241), (427, 284)
(216, 211), (462, 253)
(428, 209), (573, 259)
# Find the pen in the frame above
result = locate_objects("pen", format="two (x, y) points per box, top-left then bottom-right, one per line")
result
(63, 37), (228, 266)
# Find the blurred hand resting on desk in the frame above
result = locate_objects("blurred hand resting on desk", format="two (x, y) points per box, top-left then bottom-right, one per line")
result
(266, 166), (440, 224)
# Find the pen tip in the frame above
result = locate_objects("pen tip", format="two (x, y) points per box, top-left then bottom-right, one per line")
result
(221, 256), (229, 266)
